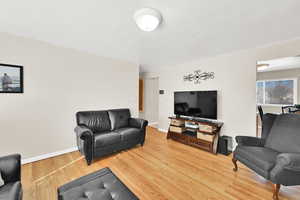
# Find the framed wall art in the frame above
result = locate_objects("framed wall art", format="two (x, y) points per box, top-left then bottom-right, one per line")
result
(0, 63), (23, 93)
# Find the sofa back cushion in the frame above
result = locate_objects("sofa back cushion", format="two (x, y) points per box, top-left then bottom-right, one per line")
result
(265, 114), (300, 153)
(108, 109), (131, 130)
(76, 111), (111, 132)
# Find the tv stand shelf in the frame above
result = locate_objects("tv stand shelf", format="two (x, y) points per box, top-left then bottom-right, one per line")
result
(167, 116), (223, 154)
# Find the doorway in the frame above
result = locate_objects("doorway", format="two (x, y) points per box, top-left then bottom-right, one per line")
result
(139, 75), (159, 127)
(256, 56), (300, 136)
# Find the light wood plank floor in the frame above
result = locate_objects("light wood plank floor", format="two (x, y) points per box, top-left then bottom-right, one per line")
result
(22, 127), (300, 200)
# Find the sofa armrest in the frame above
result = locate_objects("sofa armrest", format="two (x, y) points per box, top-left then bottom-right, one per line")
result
(129, 118), (148, 130)
(74, 125), (94, 165)
(235, 136), (265, 147)
(0, 154), (21, 184)
(8, 181), (22, 200)
(74, 125), (93, 140)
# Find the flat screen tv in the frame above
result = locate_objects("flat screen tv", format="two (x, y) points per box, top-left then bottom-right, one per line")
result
(174, 90), (217, 119)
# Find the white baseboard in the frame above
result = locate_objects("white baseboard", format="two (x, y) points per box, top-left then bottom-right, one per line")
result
(148, 122), (158, 127)
(158, 128), (168, 133)
(21, 147), (78, 165)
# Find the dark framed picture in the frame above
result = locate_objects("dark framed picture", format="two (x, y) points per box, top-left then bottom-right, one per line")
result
(0, 64), (23, 93)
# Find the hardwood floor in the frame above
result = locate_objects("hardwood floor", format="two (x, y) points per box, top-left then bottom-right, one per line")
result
(22, 127), (300, 200)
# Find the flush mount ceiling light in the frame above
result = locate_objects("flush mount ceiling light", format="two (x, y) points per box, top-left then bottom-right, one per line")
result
(134, 8), (162, 32)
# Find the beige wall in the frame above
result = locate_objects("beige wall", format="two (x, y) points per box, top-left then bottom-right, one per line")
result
(0, 32), (138, 160)
(157, 39), (300, 148)
(257, 68), (300, 113)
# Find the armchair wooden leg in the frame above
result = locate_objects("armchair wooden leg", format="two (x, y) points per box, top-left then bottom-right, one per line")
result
(232, 158), (238, 172)
(272, 184), (280, 200)
(86, 158), (92, 166)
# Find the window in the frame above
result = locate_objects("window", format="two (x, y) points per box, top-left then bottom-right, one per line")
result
(256, 79), (297, 106)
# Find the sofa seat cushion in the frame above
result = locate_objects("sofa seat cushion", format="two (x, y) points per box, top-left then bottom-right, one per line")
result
(114, 128), (141, 141)
(94, 132), (121, 148)
(0, 183), (13, 199)
(235, 146), (279, 177)
(0, 182), (21, 200)
(108, 109), (131, 130)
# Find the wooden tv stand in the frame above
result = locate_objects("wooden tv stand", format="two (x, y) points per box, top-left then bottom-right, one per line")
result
(167, 116), (223, 154)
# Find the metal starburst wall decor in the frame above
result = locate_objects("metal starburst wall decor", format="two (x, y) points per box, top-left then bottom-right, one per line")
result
(183, 70), (215, 84)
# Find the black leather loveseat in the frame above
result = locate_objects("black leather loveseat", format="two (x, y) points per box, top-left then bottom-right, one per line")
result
(75, 109), (148, 165)
(0, 154), (22, 200)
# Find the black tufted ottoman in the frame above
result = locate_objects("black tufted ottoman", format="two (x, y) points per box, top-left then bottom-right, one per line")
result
(58, 168), (139, 200)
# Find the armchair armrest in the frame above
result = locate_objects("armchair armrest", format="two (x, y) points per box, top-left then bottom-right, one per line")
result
(270, 153), (300, 186)
(235, 136), (265, 147)
(275, 153), (300, 172)
(0, 154), (21, 184)
(129, 118), (148, 130)
(74, 125), (93, 140)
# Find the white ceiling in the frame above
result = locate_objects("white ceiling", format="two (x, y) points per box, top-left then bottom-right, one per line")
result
(1, 0), (300, 72)
(257, 56), (300, 72)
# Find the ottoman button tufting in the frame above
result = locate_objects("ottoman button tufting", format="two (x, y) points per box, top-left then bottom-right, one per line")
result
(57, 168), (138, 200)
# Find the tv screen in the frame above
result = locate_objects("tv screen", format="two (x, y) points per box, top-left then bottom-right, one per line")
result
(174, 91), (217, 119)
